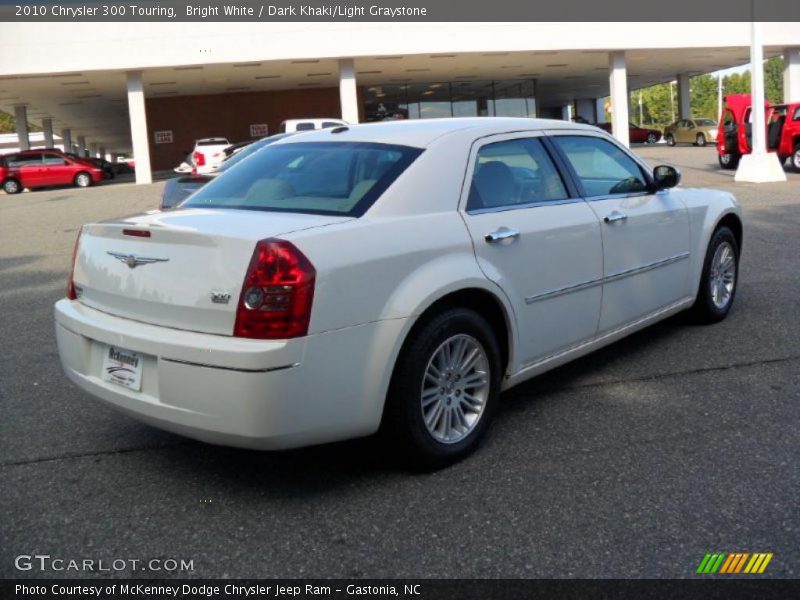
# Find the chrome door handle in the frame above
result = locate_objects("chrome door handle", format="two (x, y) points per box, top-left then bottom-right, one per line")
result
(604, 211), (628, 224)
(484, 228), (520, 244)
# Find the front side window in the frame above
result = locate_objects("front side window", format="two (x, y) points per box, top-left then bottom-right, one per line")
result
(552, 136), (648, 197)
(183, 141), (422, 217)
(467, 138), (568, 211)
(294, 122), (315, 131)
(43, 153), (67, 166)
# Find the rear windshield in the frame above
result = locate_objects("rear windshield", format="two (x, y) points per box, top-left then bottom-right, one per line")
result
(197, 139), (229, 146)
(695, 118), (717, 126)
(183, 141), (423, 217)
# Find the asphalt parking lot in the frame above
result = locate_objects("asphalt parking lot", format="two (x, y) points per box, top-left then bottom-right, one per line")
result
(1, 145), (798, 579)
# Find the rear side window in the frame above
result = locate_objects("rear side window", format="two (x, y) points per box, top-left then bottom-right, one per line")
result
(467, 138), (568, 211)
(553, 136), (647, 197)
(294, 122), (316, 131)
(8, 153), (42, 167)
(184, 141), (423, 217)
(322, 122), (343, 129)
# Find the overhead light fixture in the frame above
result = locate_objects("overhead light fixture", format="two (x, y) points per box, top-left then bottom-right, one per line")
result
(358, 70), (382, 74)
(430, 54), (457, 58)
(376, 56), (403, 60)
(291, 59), (320, 64)
(149, 81), (177, 86)
(60, 81), (90, 86)
(500, 65), (524, 69)
(174, 65), (203, 71)
(233, 62), (262, 67)
(255, 75), (281, 79)
(546, 64), (568, 68)
(405, 68), (431, 72)
(306, 72), (332, 77)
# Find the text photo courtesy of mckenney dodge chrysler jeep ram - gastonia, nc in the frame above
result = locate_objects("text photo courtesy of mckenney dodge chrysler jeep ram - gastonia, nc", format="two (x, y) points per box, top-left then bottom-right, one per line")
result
(54, 118), (743, 467)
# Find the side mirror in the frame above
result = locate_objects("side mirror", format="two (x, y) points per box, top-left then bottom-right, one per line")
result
(653, 165), (681, 190)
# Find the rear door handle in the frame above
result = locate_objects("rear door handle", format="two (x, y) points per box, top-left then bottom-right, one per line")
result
(604, 211), (628, 224)
(484, 228), (520, 244)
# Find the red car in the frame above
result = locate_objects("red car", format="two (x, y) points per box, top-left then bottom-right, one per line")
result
(1, 149), (104, 194)
(717, 93), (800, 171)
(597, 122), (662, 144)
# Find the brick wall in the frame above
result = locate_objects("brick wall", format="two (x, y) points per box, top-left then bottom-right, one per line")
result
(145, 87), (355, 171)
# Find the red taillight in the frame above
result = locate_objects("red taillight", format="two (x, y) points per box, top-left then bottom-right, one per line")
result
(193, 151), (205, 167)
(233, 239), (316, 339)
(66, 227), (83, 300)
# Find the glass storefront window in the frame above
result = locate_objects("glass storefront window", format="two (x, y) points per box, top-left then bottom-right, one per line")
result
(364, 79), (537, 122)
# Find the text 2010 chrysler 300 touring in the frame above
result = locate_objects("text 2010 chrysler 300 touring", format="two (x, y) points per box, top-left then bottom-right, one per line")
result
(55, 118), (742, 466)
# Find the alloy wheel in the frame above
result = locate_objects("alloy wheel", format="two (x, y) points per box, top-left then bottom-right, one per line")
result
(709, 241), (736, 310)
(420, 334), (490, 445)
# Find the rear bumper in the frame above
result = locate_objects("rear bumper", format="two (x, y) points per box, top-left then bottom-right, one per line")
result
(55, 299), (406, 449)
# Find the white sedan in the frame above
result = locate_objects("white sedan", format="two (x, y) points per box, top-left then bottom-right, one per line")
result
(54, 118), (742, 467)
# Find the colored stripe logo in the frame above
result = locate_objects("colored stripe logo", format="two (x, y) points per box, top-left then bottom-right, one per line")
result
(697, 552), (773, 574)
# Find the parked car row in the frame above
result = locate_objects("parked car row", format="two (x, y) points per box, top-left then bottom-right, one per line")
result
(1, 149), (105, 194)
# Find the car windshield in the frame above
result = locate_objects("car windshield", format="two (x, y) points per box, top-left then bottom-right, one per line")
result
(217, 134), (289, 173)
(183, 141), (423, 217)
(695, 119), (717, 126)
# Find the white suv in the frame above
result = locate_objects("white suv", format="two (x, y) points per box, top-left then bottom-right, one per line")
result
(191, 137), (230, 174)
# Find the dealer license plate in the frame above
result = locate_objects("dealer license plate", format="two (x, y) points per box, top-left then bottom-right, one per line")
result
(101, 346), (143, 391)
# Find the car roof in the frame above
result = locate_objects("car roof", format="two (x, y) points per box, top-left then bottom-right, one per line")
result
(272, 117), (600, 149)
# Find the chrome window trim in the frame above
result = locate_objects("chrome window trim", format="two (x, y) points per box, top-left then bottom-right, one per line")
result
(524, 252), (690, 304)
(466, 196), (583, 215)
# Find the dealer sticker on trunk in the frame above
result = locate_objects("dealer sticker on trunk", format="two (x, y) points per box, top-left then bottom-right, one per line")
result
(101, 346), (143, 391)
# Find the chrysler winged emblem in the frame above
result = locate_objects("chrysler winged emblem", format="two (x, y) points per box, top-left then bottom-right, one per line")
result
(107, 251), (170, 269)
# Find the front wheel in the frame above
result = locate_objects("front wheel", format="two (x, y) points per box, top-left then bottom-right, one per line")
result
(74, 172), (92, 188)
(690, 226), (739, 323)
(2, 178), (21, 194)
(696, 133), (707, 147)
(792, 144), (800, 173)
(382, 308), (502, 468)
(718, 153), (739, 170)
(666, 134), (676, 147)
(646, 132), (658, 144)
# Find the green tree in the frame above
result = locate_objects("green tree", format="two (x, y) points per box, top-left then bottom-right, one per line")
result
(764, 56), (784, 103)
(0, 111), (14, 133)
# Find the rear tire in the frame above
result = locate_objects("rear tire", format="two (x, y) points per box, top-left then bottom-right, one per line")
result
(696, 133), (707, 147)
(2, 178), (21, 194)
(382, 308), (502, 469)
(718, 153), (739, 170)
(690, 226), (739, 324)
(646, 132), (658, 144)
(791, 144), (800, 173)
(74, 172), (92, 188)
(666, 134), (676, 147)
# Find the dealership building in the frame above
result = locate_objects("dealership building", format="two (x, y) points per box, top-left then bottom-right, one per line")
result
(0, 22), (798, 183)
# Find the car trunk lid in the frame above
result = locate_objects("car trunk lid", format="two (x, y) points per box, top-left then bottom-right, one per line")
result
(72, 208), (350, 336)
